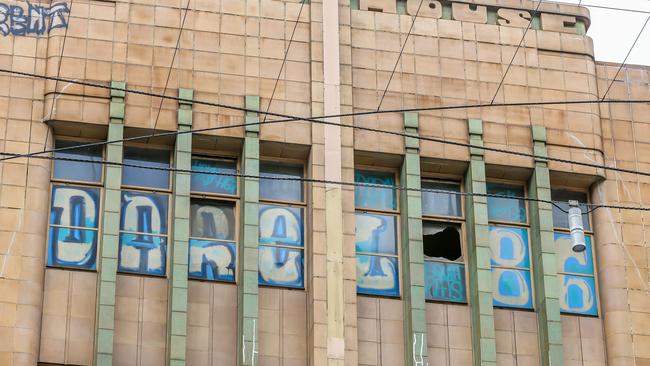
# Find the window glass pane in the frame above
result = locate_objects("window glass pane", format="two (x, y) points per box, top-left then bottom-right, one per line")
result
(120, 191), (169, 235)
(188, 239), (236, 282)
(355, 213), (397, 255)
(355, 170), (396, 210)
(190, 200), (236, 240)
(118, 233), (167, 276)
(260, 162), (303, 202)
(421, 181), (462, 217)
(487, 183), (527, 223)
(423, 222), (462, 261)
(122, 147), (170, 189)
(492, 268), (533, 309)
(424, 261), (466, 303)
(356, 254), (400, 297)
(551, 190), (590, 230)
(559, 274), (598, 316)
(258, 246), (304, 288)
(191, 158), (237, 195)
(47, 227), (97, 270)
(556, 233), (594, 275)
(53, 140), (102, 183)
(50, 186), (100, 228)
(259, 204), (304, 247)
(489, 226), (530, 269)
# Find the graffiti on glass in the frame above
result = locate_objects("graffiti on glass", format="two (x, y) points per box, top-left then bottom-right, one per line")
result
(118, 191), (168, 276)
(489, 226), (533, 308)
(0, 1), (69, 36)
(556, 233), (597, 315)
(258, 205), (304, 288)
(355, 213), (400, 296)
(188, 201), (237, 281)
(48, 185), (100, 269)
(424, 261), (466, 303)
(355, 170), (396, 210)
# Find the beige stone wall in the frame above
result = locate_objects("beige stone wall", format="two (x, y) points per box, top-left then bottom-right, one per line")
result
(357, 297), (405, 366)
(0, 1), (52, 364)
(186, 281), (238, 365)
(258, 288), (308, 365)
(494, 309), (540, 366)
(425, 302), (473, 365)
(39, 269), (97, 365)
(592, 62), (650, 366)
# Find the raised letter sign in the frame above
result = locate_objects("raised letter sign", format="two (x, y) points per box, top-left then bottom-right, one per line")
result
(541, 13), (578, 34)
(407, 0), (442, 19)
(452, 2), (488, 24)
(359, 0), (396, 13)
(497, 8), (532, 27)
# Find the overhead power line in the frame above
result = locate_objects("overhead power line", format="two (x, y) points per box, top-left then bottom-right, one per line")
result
(35, 152), (648, 213)
(377, 0), (425, 111)
(600, 15), (650, 101)
(2, 68), (650, 179)
(263, 0), (307, 123)
(150, 0), (193, 138)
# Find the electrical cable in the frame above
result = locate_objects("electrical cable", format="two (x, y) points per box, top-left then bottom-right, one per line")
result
(2, 66), (649, 132)
(600, 15), (650, 101)
(42, 0), (75, 151)
(38, 152), (649, 214)
(1, 93), (650, 180)
(2, 69), (650, 181)
(37, 152), (566, 211)
(262, 0), (307, 123)
(491, 0), (543, 104)
(149, 0), (192, 138)
(376, 0), (425, 111)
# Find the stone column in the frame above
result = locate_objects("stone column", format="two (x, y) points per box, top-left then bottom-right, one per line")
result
(168, 88), (193, 366)
(400, 112), (428, 366)
(237, 96), (260, 366)
(528, 125), (564, 366)
(95, 81), (125, 366)
(464, 119), (497, 366)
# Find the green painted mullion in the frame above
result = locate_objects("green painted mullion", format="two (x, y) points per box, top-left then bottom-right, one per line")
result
(238, 96), (260, 366)
(528, 125), (564, 366)
(94, 81), (126, 366)
(464, 119), (497, 366)
(400, 112), (428, 366)
(168, 88), (194, 366)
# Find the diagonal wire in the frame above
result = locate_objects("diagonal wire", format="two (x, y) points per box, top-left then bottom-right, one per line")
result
(600, 15), (650, 101)
(490, 0), (544, 104)
(42, 0), (75, 152)
(377, 0), (425, 111)
(148, 0), (192, 140)
(263, 0), (307, 123)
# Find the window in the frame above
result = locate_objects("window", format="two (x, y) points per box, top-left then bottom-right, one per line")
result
(487, 183), (533, 309)
(258, 161), (305, 288)
(47, 140), (103, 270)
(118, 147), (171, 276)
(122, 146), (171, 190)
(552, 190), (598, 316)
(355, 169), (400, 297)
(421, 180), (467, 303)
(188, 157), (238, 282)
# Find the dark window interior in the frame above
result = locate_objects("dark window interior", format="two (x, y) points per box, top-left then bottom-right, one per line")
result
(423, 223), (462, 261)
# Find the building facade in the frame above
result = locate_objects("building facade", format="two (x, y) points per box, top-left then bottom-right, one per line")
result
(0, 0), (649, 365)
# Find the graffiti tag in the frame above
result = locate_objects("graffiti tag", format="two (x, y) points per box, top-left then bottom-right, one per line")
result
(0, 1), (69, 36)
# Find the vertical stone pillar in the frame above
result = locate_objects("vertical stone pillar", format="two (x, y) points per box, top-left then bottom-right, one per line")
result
(400, 112), (428, 366)
(528, 125), (564, 366)
(464, 119), (497, 366)
(94, 81), (125, 366)
(168, 88), (193, 366)
(238, 96), (260, 366)
(320, 1), (348, 365)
